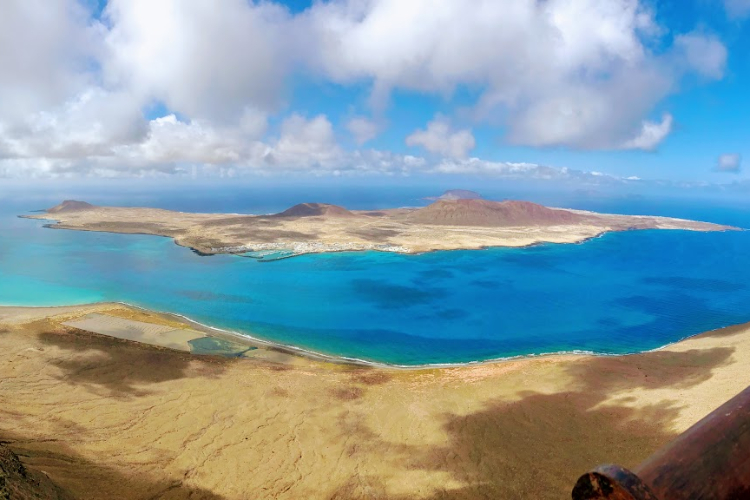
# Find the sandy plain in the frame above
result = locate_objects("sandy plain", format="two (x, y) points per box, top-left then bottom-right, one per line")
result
(1, 303), (749, 499)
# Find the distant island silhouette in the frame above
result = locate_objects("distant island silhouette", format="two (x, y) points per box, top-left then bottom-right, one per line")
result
(425, 189), (484, 201)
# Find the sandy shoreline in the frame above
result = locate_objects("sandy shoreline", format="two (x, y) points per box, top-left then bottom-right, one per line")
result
(0, 299), (703, 370)
(90, 301), (750, 369)
(2, 302), (750, 498)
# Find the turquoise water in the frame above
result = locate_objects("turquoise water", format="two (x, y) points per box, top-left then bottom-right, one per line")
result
(1, 193), (749, 365)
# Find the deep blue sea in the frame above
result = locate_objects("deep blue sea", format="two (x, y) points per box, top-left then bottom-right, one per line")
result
(1, 185), (749, 366)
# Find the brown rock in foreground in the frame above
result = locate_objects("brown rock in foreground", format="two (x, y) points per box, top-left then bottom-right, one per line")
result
(0, 443), (70, 500)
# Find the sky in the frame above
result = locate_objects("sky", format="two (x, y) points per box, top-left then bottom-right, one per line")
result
(1, 0), (749, 194)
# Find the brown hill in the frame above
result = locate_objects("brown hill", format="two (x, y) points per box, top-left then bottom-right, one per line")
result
(408, 199), (587, 227)
(274, 203), (354, 218)
(46, 200), (95, 214)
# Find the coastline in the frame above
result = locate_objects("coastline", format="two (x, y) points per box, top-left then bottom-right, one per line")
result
(0, 300), (743, 370)
(93, 303), (750, 369)
(10, 213), (749, 368)
(21, 200), (738, 259)
(28, 213), (605, 258)
(21, 213), (746, 265)
(31, 217), (740, 260)
(4, 298), (750, 498)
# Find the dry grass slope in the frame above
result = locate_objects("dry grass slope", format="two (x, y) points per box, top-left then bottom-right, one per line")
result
(1, 304), (749, 499)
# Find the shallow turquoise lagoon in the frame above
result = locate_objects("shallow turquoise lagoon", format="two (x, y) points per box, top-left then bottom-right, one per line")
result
(1, 197), (749, 365)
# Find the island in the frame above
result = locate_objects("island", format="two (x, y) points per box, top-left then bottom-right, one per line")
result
(23, 198), (737, 259)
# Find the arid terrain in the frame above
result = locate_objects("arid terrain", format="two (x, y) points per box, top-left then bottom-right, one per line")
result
(24, 198), (736, 258)
(1, 304), (749, 499)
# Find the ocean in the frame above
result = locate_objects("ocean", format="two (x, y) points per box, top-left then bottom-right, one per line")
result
(1, 184), (749, 366)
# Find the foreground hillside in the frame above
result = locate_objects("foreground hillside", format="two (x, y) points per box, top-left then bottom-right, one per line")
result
(1, 303), (749, 499)
(24, 198), (736, 258)
(0, 442), (69, 500)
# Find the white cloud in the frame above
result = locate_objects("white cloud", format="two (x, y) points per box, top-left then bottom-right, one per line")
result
(0, 144), (634, 183)
(346, 117), (380, 145)
(103, 0), (294, 122)
(0, 0), (734, 178)
(264, 114), (341, 168)
(725, 0), (750, 18)
(303, 0), (718, 150)
(0, 0), (107, 128)
(506, 69), (671, 150)
(674, 33), (727, 80)
(621, 114), (673, 151)
(1, 89), (147, 160)
(428, 159), (560, 179)
(716, 153), (742, 173)
(117, 113), (338, 170)
(0, 105), (622, 181)
(122, 115), (247, 165)
(406, 117), (475, 159)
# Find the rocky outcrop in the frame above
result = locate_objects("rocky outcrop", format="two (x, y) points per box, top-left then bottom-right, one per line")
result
(0, 443), (70, 500)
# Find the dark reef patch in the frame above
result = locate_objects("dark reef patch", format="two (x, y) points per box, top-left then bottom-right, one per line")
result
(350, 279), (446, 309)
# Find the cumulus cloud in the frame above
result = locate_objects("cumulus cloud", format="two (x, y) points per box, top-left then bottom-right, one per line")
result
(1, 89), (148, 160)
(621, 114), (673, 151)
(0, 0), (104, 123)
(674, 33), (727, 79)
(716, 153), (742, 173)
(406, 117), (475, 159)
(346, 117), (380, 145)
(265, 114), (341, 168)
(119, 113), (339, 170)
(0, 0), (734, 178)
(121, 115), (248, 165)
(0, 142), (638, 184)
(103, 0), (294, 122)
(428, 159), (564, 179)
(304, 0), (722, 150)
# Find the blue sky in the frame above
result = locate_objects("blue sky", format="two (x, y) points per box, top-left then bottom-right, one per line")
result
(276, 0), (750, 182)
(0, 0), (748, 192)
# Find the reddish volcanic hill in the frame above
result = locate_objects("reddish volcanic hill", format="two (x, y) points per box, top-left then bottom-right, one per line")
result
(46, 200), (95, 213)
(408, 199), (587, 227)
(275, 203), (354, 218)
